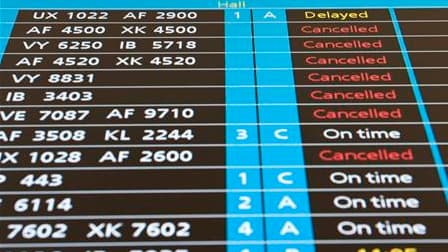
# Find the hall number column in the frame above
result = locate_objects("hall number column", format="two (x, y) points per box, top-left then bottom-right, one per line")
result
(225, 9), (266, 252)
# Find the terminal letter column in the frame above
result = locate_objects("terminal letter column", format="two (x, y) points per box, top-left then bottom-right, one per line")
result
(252, 9), (315, 252)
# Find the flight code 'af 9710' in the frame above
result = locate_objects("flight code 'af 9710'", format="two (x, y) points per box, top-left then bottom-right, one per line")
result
(0, 108), (197, 123)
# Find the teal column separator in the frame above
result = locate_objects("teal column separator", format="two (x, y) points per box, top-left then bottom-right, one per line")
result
(389, 8), (448, 203)
(0, 9), (18, 65)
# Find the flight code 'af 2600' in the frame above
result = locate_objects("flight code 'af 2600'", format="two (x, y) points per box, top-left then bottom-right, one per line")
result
(0, 149), (197, 165)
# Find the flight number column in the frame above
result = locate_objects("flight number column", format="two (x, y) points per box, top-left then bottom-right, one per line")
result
(287, 9), (448, 252)
(0, 10), (227, 251)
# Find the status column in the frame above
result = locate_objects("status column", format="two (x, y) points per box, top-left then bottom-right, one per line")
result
(288, 8), (447, 252)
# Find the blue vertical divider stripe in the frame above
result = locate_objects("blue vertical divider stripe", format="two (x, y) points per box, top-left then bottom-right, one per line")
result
(0, 9), (18, 65)
(225, 9), (265, 252)
(252, 9), (315, 252)
(2, 0), (448, 9)
(389, 8), (448, 204)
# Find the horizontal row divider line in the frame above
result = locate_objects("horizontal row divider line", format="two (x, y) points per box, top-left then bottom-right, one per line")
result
(1, 188), (447, 194)
(2, 142), (448, 148)
(0, 213), (447, 220)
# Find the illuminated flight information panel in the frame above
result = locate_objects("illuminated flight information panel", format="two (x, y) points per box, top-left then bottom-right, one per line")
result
(0, 0), (447, 251)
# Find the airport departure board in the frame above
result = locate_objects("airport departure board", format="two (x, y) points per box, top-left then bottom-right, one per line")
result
(0, 0), (447, 251)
